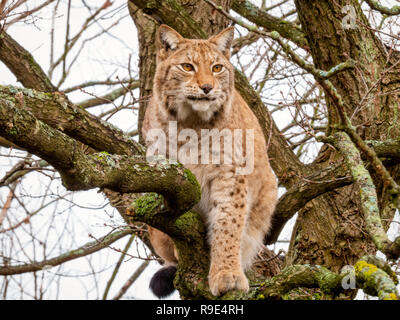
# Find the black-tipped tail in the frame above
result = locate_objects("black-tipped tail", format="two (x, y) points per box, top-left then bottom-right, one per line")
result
(149, 265), (177, 298)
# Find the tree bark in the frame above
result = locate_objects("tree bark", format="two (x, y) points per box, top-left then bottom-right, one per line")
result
(286, 0), (400, 271)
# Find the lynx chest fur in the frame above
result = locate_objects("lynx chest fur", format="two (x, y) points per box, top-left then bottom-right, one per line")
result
(142, 25), (277, 297)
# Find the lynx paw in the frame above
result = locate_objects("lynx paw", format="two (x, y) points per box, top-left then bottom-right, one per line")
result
(208, 269), (249, 296)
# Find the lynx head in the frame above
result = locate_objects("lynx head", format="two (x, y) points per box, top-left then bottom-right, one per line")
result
(153, 24), (235, 123)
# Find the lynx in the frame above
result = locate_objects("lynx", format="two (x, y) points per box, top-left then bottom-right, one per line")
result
(142, 25), (277, 297)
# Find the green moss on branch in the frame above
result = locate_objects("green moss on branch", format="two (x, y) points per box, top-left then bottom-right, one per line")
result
(320, 132), (400, 259)
(0, 98), (200, 213)
(355, 259), (399, 300)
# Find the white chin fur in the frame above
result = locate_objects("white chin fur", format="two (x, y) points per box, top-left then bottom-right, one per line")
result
(174, 98), (223, 122)
(190, 101), (211, 112)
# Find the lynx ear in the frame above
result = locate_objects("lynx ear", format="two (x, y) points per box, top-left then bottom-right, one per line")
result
(209, 26), (234, 58)
(157, 25), (184, 54)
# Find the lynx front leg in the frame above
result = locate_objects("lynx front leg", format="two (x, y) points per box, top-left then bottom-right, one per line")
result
(207, 172), (249, 296)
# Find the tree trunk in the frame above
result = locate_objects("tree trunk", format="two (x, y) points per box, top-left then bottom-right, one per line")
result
(286, 0), (400, 271)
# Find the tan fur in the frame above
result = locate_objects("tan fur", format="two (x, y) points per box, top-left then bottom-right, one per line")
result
(142, 25), (278, 296)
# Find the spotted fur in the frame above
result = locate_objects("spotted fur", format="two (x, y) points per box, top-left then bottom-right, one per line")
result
(142, 25), (277, 297)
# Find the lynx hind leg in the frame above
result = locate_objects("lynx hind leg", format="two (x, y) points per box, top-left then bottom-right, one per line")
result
(207, 173), (250, 296)
(148, 227), (178, 264)
(241, 182), (277, 270)
(148, 227), (178, 298)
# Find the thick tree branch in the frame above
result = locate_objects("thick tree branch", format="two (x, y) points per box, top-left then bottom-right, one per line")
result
(0, 31), (56, 92)
(321, 132), (400, 260)
(354, 258), (399, 300)
(129, 0), (207, 39)
(257, 256), (399, 300)
(366, 139), (400, 161)
(0, 85), (144, 156)
(124, 193), (213, 299)
(0, 98), (200, 213)
(266, 164), (353, 244)
(230, 0), (308, 49)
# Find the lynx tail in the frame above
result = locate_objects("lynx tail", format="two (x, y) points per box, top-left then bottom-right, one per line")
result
(149, 265), (177, 298)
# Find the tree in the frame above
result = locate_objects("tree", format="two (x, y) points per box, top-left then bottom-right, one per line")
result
(0, 0), (399, 300)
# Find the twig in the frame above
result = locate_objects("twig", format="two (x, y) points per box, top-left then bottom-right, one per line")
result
(364, 0), (400, 16)
(102, 234), (136, 300)
(0, 228), (133, 275)
(0, 182), (16, 225)
(112, 258), (150, 300)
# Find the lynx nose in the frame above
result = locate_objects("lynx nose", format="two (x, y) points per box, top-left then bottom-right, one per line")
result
(200, 84), (213, 94)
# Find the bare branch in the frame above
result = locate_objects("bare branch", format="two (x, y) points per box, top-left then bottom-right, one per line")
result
(63, 79), (138, 94)
(112, 258), (150, 300)
(77, 81), (140, 109)
(102, 234), (136, 300)
(365, 0), (400, 16)
(0, 182), (16, 225)
(0, 228), (133, 275)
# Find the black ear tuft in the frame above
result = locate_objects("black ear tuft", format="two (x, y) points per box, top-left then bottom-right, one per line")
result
(149, 265), (177, 298)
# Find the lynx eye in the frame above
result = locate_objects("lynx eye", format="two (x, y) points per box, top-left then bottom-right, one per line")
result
(181, 63), (194, 72)
(212, 64), (223, 73)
